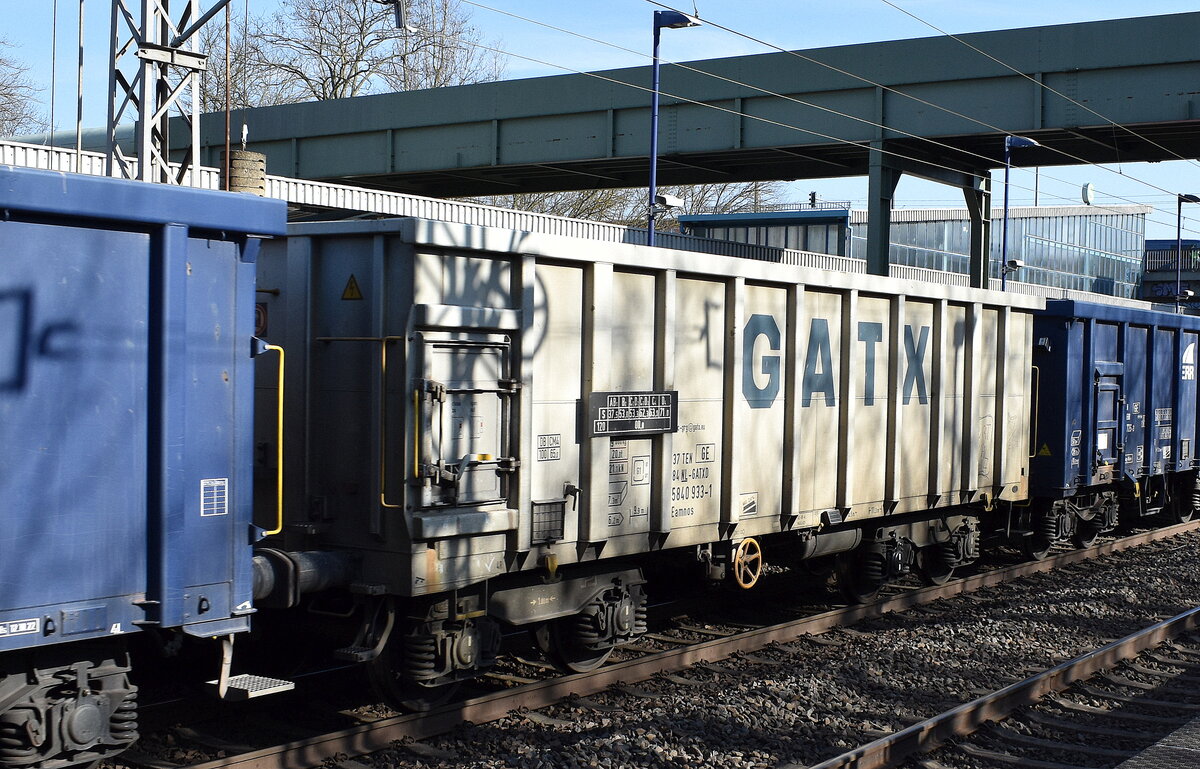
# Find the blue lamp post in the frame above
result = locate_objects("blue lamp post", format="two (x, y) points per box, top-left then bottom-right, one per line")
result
(1176, 193), (1200, 311)
(648, 10), (700, 247)
(1000, 135), (1040, 290)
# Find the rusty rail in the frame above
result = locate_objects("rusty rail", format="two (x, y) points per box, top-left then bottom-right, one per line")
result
(800, 605), (1200, 769)
(185, 520), (1200, 769)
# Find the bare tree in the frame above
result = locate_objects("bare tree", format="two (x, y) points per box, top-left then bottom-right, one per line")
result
(199, 18), (300, 114)
(211, 0), (504, 105)
(471, 181), (787, 230)
(378, 0), (504, 92)
(0, 39), (43, 137)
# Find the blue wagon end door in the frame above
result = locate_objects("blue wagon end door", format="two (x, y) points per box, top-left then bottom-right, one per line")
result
(1094, 366), (1123, 484)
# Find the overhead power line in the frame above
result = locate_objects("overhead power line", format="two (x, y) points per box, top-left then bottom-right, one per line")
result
(458, 0), (1195, 234)
(644, 0), (1192, 212)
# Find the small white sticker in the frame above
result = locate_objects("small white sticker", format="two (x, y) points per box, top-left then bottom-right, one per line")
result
(201, 478), (229, 517)
(0, 618), (40, 638)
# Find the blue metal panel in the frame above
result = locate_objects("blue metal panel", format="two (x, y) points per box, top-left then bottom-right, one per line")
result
(1031, 299), (1200, 499)
(0, 166), (286, 652)
(1124, 327), (1148, 480)
(1152, 328), (1176, 476)
(1180, 331), (1199, 470)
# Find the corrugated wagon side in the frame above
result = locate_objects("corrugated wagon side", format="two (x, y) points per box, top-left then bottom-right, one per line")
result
(255, 216), (1041, 700)
(1026, 299), (1200, 556)
(0, 166), (285, 769)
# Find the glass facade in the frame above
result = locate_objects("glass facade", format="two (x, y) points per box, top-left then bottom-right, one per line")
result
(682, 205), (1148, 299)
(690, 221), (845, 254)
(849, 208), (1147, 298)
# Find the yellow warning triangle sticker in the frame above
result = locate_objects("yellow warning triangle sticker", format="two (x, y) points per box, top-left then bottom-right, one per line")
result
(341, 274), (363, 300)
(1037, 443), (1052, 456)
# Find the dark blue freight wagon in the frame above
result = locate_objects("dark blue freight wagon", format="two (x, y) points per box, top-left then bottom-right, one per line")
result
(1024, 299), (1200, 557)
(0, 166), (286, 769)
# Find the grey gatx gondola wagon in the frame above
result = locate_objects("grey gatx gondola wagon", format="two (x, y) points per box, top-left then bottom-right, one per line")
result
(253, 215), (1040, 694)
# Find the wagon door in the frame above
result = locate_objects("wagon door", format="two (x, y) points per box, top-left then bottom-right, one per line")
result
(1093, 364), (1123, 483)
(413, 331), (518, 511)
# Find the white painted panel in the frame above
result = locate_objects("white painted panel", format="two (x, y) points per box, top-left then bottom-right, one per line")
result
(798, 290), (842, 512)
(531, 264), (583, 543)
(605, 270), (657, 536)
(942, 304), (967, 495)
(850, 295), (890, 508)
(739, 283), (788, 523)
(899, 301), (934, 501)
(671, 278), (725, 528)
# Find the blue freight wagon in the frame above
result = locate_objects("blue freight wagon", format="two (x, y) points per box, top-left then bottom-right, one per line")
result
(0, 166), (285, 769)
(1025, 299), (1200, 557)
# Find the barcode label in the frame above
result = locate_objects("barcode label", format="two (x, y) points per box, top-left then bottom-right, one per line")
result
(201, 478), (229, 517)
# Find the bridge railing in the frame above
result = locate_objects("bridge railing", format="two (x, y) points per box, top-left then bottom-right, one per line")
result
(0, 138), (1161, 311)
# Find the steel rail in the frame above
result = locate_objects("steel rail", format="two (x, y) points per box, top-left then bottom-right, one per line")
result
(799, 606), (1200, 769)
(183, 520), (1200, 769)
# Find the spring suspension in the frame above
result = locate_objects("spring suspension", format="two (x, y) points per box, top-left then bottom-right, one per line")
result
(633, 591), (648, 636)
(109, 692), (138, 743)
(1192, 474), (1200, 514)
(938, 540), (958, 569)
(862, 551), (887, 584)
(0, 714), (37, 763)
(1040, 510), (1062, 542)
(401, 632), (439, 682)
(571, 605), (605, 648)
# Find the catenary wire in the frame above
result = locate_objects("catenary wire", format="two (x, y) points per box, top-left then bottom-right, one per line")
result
(646, 0), (1188, 197)
(643, 0), (1196, 228)
(461, 0), (1193, 234)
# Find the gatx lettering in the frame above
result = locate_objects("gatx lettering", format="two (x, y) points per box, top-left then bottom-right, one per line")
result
(741, 316), (930, 408)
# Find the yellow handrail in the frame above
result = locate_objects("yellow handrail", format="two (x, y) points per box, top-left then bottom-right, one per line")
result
(262, 344), (285, 536)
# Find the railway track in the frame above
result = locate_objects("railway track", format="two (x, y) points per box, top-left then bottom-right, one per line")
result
(807, 611), (1200, 769)
(114, 520), (1200, 769)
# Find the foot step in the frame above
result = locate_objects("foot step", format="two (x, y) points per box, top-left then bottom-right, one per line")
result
(205, 674), (295, 700)
(333, 645), (379, 662)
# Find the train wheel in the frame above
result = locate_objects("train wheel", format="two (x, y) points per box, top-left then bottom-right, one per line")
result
(366, 631), (459, 712)
(1167, 476), (1198, 523)
(1020, 533), (1053, 561)
(531, 617), (614, 673)
(731, 538), (764, 589)
(916, 545), (955, 586)
(834, 551), (882, 604)
(1072, 520), (1102, 548)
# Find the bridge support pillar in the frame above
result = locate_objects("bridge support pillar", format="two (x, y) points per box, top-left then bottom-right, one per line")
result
(866, 143), (901, 277)
(865, 140), (994, 285)
(963, 176), (993, 289)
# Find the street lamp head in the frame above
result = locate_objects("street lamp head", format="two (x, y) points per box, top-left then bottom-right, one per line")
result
(1005, 135), (1041, 150)
(654, 10), (701, 29)
(1180, 193), (1200, 204)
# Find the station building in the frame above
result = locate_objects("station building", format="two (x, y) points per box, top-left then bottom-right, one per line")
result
(1142, 239), (1200, 304)
(679, 203), (1150, 299)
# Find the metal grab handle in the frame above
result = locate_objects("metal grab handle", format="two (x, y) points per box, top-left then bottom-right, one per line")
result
(311, 336), (409, 509)
(261, 343), (285, 535)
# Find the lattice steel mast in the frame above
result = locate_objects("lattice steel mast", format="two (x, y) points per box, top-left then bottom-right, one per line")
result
(107, 0), (235, 183)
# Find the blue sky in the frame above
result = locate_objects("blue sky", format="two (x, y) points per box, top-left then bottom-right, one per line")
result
(7, 0), (1200, 238)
